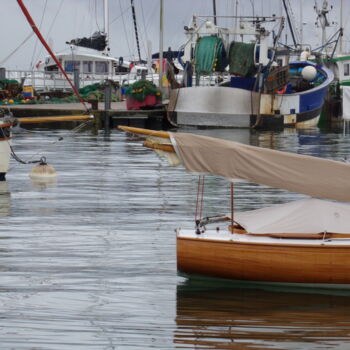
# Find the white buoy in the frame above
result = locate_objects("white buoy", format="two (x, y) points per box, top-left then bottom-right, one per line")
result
(301, 66), (317, 81)
(29, 157), (57, 181)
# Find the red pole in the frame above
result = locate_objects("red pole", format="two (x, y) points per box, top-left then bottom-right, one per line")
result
(17, 0), (89, 111)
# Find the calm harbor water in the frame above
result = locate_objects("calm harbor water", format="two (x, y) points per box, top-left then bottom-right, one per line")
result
(0, 124), (350, 349)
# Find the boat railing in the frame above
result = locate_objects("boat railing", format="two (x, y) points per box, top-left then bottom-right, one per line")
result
(5, 69), (165, 91)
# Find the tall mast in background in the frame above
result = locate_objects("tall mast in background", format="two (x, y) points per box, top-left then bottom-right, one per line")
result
(339, 0), (343, 54)
(104, 0), (110, 54)
(159, 0), (164, 90)
(131, 0), (142, 62)
(300, 0), (303, 45)
(213, 0), (217, 25)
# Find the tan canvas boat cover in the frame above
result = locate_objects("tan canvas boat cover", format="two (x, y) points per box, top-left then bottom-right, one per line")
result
(170, 133), (350, 202)
(234, 198), (350, 234)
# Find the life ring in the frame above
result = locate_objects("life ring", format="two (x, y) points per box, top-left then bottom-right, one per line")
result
(276, 85), (287, 95)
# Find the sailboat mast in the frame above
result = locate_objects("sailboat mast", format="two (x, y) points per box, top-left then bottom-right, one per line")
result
(131, 0), (141, 62)
(104, 0), (110, 54)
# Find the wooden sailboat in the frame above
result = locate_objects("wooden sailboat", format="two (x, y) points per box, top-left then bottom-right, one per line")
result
(119, 125), (350, 287)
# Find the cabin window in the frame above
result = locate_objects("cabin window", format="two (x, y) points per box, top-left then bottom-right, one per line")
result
(344, 63), (350, 76)
(45, 65), (58, 72)
(64, 60), (80, 72)
(95, 61), (108, 73)
(83, 61), (93, 73)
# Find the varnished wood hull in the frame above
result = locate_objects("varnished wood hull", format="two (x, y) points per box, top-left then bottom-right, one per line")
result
(177, 237), (350, 284)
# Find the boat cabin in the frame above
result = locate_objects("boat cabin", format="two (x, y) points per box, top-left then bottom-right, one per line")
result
(43, 48), (118, 76)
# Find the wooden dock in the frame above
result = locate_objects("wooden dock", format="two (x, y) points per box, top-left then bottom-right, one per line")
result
(8, 102), (169, 130)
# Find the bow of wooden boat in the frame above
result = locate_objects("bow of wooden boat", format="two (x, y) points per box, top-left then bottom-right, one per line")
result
(117, 126), (176, 153)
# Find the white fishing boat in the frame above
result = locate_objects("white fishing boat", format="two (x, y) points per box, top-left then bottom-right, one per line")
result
(170, 15), (333, 129)
(119, 126), (350, 288)
(7, 0), (158, 93)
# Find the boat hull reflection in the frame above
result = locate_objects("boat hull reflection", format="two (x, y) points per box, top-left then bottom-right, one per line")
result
(175, 278), (350, 349)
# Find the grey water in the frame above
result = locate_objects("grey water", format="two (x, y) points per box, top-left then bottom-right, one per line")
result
(0, 125), (349, 349)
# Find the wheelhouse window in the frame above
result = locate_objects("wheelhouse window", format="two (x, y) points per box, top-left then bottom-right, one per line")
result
(95, 61), (108, 73)
(64, 60), (80, 72)
(83, 61), (93, 73)
(45, 65), (58, 72)
(344, 63), (350, 76)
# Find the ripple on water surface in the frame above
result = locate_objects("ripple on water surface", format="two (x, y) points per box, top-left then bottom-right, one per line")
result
(0, 127), (349, 349)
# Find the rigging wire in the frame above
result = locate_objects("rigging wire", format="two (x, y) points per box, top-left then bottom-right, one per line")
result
(34, 0), (65, 67)
(139, 0), (149, 58)
(17, 0), (90, 111)
(0, 32), (34, 66)
(30, 0), (48, 70)
(95, 0), (101, 32)
(119, 0), (132, 60)
(110, 4), (131, 25)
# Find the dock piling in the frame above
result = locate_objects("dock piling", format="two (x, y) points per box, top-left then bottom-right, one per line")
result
(104, 81), (112, 133)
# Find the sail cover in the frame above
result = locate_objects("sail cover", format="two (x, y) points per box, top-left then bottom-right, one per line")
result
(170, 133), (350, 202)
(68, 31), (107, 51)
(235, 198), (350, 234)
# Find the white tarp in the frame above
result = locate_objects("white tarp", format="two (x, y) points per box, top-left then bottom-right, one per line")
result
(343, 86), (350, 121)
(171, 133), (350, 202)
(235, 198), (350, 234)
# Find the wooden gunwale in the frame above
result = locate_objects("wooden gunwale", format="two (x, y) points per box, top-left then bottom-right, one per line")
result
(177, 235), (349, 248)
(229, 225), (350, 239)
(0, 137), (12, 142)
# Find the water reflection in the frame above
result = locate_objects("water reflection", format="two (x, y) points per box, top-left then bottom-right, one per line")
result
(0, 127), (349, 349)
(0, 182), (10, 217)
(175, 278), (350, 349)
(30, 177), (57, 189)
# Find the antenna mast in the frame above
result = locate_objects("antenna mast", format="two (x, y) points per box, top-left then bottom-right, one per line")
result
(315, 0), (330, 47)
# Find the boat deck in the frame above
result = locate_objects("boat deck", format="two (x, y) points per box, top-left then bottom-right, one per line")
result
(178, 227), (350, 246)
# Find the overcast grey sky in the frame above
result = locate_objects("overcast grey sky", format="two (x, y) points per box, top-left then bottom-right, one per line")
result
(2, 0), (350, 70)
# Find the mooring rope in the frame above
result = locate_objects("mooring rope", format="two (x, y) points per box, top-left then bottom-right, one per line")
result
(3, 109), (95, 172)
